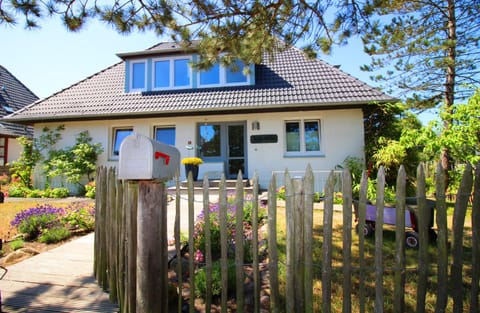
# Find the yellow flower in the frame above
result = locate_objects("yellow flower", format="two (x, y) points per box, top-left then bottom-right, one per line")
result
(181, 157), (203, 166)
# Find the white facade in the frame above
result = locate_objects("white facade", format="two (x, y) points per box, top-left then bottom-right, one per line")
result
(32, 108), (364, 191)
(7, 138), (23, 164)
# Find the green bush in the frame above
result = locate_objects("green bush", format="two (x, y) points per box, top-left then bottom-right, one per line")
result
(9, 239), (25, 251)
(38, 227), (71, 244)
(8, 185), (29, 197)
(48, 187), (70, 198)
(194, 260), (236, 299)
(85, 181), (96, 199)
(62, 203), (95, 231)
(26, 189), (45, 198)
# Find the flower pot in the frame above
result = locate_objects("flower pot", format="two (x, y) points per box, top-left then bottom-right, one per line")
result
(185, 164), (199, 181)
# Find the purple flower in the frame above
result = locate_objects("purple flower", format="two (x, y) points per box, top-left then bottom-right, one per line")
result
(10, 204), (66, 227)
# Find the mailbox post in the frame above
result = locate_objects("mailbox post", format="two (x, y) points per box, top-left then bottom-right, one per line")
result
(119, 133), (180, 313)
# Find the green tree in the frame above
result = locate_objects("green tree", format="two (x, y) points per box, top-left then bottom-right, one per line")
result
(360, 0), (480, 187)
(8, 125), (64, 188)
(402, 90), (480, 166)
(9, 136), (40, 188)
(44, 131), (103, 188)
(0, 0), (374, 66)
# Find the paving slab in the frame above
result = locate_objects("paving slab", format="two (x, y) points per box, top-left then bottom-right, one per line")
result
(0, 233), (118, 313)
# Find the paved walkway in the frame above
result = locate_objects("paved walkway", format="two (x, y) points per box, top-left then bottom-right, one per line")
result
(0, 233), (118, 313)
(0, 194), (208, 313)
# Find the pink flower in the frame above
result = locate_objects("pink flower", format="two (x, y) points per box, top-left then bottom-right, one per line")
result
(194, 249), (204, 263)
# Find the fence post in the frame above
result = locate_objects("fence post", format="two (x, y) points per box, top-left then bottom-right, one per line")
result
(417, 164), (429, 313)
(358, 171), (368, 313)
(293, 176), (305, 313)
(374, 167), (385, 313)
(394, 166), (406, 313)
(235, 171), (245, 313)
(471, 162), (480, 312)
(435, 162), (448, 313)
(125, 181), (138, 313)
(136, 181), (168, 313)
(267, 174), (280, 313)
(342, 168), (353, 313)
(451, 163), (473, 313)
(322, 171), (335, 313)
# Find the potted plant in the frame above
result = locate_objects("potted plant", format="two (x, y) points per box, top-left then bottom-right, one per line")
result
(181, 157), (203, 181)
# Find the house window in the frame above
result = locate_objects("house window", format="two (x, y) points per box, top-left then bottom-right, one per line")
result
(198, 60), (249, 87)
(199, 63), (220, 85)
(153, 57), (192, 90)
(155, 126), (176, 146)
(0, 137), (6, 166)
(112, 127), (133, 157)
(154, 60), (170, 88)
(130, 61), (146, 91)
(226, 60), (248, 84)
(199, 124), (221, 157)
(285, 120), (321, 155)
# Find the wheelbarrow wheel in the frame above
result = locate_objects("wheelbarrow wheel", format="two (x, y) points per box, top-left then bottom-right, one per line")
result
(356, 222), (374, 237)
(406, 231), (419, 248)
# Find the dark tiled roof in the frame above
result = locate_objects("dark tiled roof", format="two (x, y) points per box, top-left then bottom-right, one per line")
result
(5, 44), (394, 123)
(0, 66), (38, 136)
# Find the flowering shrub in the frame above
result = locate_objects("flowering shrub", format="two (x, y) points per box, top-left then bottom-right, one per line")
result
(193, 194), (267, 262)
(62, 202), (95, 231)
(10, 202), (95, 242)
(10, 205), (66, 240)
(193, 202), (236, 260)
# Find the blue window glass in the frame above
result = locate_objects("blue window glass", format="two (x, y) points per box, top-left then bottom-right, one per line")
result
(113, 128), (133, 156)
(155, 127), (176, 146)
(304, 121), (320, 151)
(200, 64), (220, 85)
(132, 62), (145, 89)
(226, 60), (247, 83)
(174, 59), (190, 87)
(154, 60), (170, 88)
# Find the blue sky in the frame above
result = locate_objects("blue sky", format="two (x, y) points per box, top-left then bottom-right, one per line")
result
(1, 17), (436, 123)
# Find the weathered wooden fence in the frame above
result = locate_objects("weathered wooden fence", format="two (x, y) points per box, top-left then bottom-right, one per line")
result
(94, 162), (480, 313)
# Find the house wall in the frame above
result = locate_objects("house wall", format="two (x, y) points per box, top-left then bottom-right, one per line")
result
(32, 108), (364, 191)
(7, 138), (22, 164)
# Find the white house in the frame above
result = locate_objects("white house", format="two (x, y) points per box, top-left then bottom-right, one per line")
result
(4, 42), (394, 191)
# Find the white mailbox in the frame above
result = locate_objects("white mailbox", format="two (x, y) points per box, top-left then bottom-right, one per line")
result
(118, 133), (180, 180)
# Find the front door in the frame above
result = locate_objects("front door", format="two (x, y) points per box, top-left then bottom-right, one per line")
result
(198, 122), (246, 179)
(227, 124), (245, 178)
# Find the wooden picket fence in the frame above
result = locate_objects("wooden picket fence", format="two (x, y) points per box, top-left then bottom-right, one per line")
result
(94, 162), (480, 313)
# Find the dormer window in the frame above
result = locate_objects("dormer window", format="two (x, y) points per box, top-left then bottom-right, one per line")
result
(130, 61), (146, 91)
(198, 60), (249, 87)
(153, 57), (192, 90)
(122, 51), (254, 93)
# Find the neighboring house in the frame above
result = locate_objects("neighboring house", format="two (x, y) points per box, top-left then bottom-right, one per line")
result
(4, 42), (394, 191)
(0, 65), (38, 173)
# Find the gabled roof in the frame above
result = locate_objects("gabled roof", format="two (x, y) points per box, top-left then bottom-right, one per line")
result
(0, 66), (37, 136)
(4, 43), (395, 123)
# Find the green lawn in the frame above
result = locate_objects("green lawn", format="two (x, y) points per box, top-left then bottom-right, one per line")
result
(275, 204), (472, 312)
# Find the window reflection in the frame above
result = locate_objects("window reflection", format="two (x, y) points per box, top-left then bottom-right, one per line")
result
(199, 125), (221, 157)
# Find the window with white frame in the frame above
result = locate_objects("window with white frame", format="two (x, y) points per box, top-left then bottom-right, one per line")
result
(153, 57), (192, 90)
(198, 59), (249, 87)
(130, 61), (146, 91)
(155, 126), (176, 146)
(112, 127), (133, 158)
(285, 120), (321, 155)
